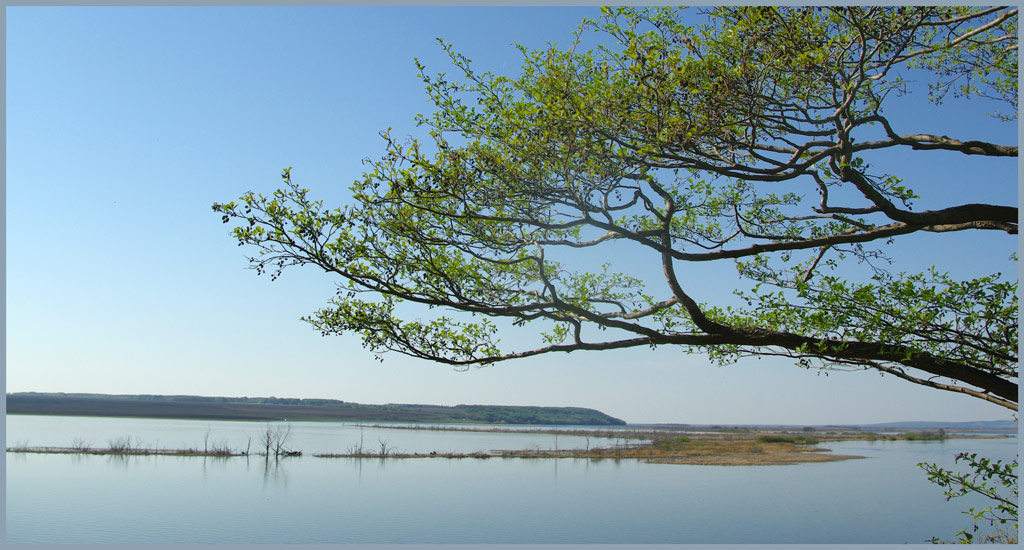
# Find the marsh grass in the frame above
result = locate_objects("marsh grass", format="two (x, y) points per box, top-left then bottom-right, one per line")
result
(756, 435), (819, 445)
(901, 430), (947, 441)
(107, 436), (144, 453)
(6, 427), (983, 465)
(654, 436), (692, 450)
(8, 434), (249, 458)
(861, 430), (948, 442)
(1, 431), (850, 465)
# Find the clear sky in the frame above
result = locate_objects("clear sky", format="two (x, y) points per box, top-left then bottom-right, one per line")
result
(5, 6), (1018, 425)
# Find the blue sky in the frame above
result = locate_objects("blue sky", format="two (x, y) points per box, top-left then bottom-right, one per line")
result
(5, 6), (1018, 424)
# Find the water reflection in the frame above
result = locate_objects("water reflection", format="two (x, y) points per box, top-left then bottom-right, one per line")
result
(8, 415), (627, 457)
(7, 436), (1018, 544)
(199, 454), (234, 480)
(105, 453), (140, 469)
(259, 455), (290, 489)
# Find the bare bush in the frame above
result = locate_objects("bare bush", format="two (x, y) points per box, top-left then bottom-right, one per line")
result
(347, 427), (367, 456)
(259, 424), (274, 457)
(378, 437), (395, 458)
(107, 436), (142, 454)
(274, 425), (293, 457)
(208, 440), (235, 457)
(257, 423), (295, 459)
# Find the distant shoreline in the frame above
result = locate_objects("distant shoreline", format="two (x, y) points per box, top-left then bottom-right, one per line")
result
(6, 392), (1016, 432)
(4, 392), (626, 426)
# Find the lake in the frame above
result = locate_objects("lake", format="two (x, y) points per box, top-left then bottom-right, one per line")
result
(5, 415), (1018, 543)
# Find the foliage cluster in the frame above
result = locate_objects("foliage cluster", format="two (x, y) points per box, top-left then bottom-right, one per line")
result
(214, 6), (1017, 412)
(920, 452), (1018, 543)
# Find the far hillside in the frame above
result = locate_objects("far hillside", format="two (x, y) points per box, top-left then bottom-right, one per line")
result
(5, 392), (626, 426)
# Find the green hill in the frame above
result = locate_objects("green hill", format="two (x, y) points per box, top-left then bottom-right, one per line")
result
(5, 392), (626, 425)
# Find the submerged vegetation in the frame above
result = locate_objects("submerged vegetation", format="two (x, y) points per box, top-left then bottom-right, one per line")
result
(8, 442), (249, 458)
(7, 424), (301, 459)
(7, 425), (997, 466)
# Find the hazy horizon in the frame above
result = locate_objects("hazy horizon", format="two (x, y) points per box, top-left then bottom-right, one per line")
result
(4, 391), (1017, 427)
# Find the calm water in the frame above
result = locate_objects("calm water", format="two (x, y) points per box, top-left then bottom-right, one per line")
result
(5, 415), (1018, 543)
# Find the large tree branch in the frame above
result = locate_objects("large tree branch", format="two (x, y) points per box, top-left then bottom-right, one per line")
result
(842, 169), (1018, 231)
(862, 362), (1017, 411)
(747, 350), (1018, 410)
(854, 114), (1019, 156)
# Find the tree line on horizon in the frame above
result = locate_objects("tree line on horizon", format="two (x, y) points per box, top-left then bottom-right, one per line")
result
(5, 392), (627, 425)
